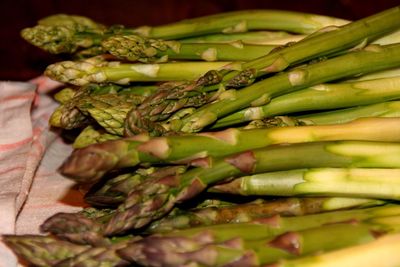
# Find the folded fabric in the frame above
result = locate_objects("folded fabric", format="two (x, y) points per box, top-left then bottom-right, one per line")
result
(0, 77), (84, 267)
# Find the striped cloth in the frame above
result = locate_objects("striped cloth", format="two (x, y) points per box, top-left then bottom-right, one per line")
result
(0, 77), (84, 267)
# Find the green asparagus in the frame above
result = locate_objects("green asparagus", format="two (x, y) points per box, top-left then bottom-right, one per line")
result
(21, 11), (348, 54)
(40, 212), (107, 246)
(73, 125), (120, 148)
(12, 7), (400, 267)
(174, 43), (400, 133)
(126, 6), (400, 135)
(2, 235), (89, 267)
(60, 117), (400, 183)
(210, 168), (400, 200)
(45, 55), (234, 86)
(180, 31), (304, 44)
(119, 219), (400, 267)
(104, 140), (400, 234)
(103, 34), (277, 62)
(297, 101), (400, 126)
(84, 166), (186, 207)
(212, 76), (400, 129)
(272, 232), (400, 267)
(146, 197), (384, 233)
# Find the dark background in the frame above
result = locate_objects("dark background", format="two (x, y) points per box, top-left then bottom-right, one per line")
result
(1, 0), (399, 81)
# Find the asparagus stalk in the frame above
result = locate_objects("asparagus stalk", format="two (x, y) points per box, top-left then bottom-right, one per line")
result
(50, 83), (158, 130)
(210, 168), (400, 200)
(297, 101), (400, 126)
(212, 76), (400, 129)
(20, 14), (107, 54)
(19, 205), (400, 266)
(75, 93), (142, 135)
(2, 235), (89, 267)
(103, 34), (277, 62)
(22, 11), (348, 55)
(179, 31), (305, 44)
(246, 100), (400, 130)
(126, 6), (400, 135)
(146, 197), (384, 233)
(54, 87), (76, 104)
(83, 171), (143, 206)
(73, 125), (120, 149)
(40, 212), (107, 246)
(3, 234), (134, 267)
(159, 205), (400, 242)
(349, 67), (400, 82)
(81, 193), (382, 232)
(84, 165), (186, 207)
(122, 25), (399, 64)
(60, 117), (400, 183)
(242, 99), (400, 130)
(137, 10), (349, 39)
(56, 240), (132, 267)
(45, 55), (233, 86)
(86, 156), (384, 209)
(50, 91), (140, 132)
(103, 140), (400, 234)
(118, 219), (398, 267)
(273, 232), (400, 267)
(174, 43), (400, 133)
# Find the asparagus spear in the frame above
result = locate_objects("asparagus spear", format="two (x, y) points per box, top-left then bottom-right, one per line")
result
(56, 240), (132, 267)
(48, 166), (186, 240)
(103, 140), (400, 234)
(84, 165), (186, 207)
(210, 168), (400, 200)
(3, 234), (135, 267)
(243, 100), (400, 131)
(83, 170), (141, 206)
(212, 76), (400, 129)
(103, 34), (277, 62)
(180, 31), (305, 44)
(53, 87), (76, 104)
(146, 197), (384, 233)
(19, 205), (400, 266)
(297, 101), (400, 126)
(73, 125), (120, 149)
(20, 14), (107, 54)
(174, 43), (400, 133)
(244, 100), (400, 130)
(86, 156), (384, 209)
(22, 11), (348, 55)
(45, 55), (233, 86)
(2, 235), (89, 267)
(159, 205), (400, 242)
(53, 205), (400, 249)
(50, 90), (140, 132)
(118, 219), (398, 267)
(50, 83), (158, 131)
(120, 26), (399, 64)
(273, 232), (400, 267)
(60, 117), (400, 183)
(40, 212), (107, 246)
(137, 10), (349, 39)
(75, 93), (141, 135)
(126, 7), (400, 135)
(349, 66), (400, 82)
(24, 206), (400, 266)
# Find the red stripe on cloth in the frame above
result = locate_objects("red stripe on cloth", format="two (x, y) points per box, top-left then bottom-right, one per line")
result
(0, 166), (25, 176)
(0, 92), (35, 103)
(0, 137), (32, 151)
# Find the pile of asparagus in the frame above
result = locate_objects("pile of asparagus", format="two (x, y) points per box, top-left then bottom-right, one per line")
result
(6, 6), (400, 267)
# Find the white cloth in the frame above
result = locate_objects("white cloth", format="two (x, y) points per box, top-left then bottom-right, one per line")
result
(0, 77), (84, 267)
